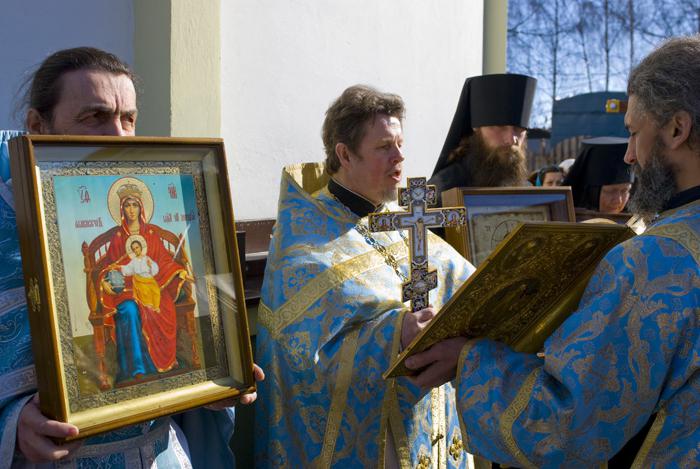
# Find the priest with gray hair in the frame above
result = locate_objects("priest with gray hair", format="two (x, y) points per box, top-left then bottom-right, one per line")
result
(407, 35), (700, 467)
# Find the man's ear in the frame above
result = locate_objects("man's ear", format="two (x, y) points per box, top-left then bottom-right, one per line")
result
(665, 110), (692, 150)
(25, 109), (47, 135)
(335, 142), (352, 168)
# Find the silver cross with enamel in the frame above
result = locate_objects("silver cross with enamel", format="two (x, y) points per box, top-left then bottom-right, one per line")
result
(368, 177), (466, 312)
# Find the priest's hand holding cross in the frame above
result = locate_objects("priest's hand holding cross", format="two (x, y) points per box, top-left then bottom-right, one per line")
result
(368, 177), (466, 348)
(369, 177), (466, 311)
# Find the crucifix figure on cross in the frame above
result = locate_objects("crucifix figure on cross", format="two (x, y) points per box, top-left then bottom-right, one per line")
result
(368, 177), (466, 312)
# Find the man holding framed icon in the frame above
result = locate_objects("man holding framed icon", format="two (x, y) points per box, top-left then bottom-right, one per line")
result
(1, 46), (262, 468)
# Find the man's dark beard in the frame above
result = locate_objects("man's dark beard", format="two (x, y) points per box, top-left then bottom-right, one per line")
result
(627, 137), (677, 220)
(451, 132), (528, 187)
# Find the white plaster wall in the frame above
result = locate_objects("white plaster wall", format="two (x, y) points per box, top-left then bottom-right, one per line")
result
(221, 0), (482, 220)
(0, 0), (134, 130)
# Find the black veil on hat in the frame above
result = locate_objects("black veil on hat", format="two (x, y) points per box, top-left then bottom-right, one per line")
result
(563, 136), (633, 211)
(431, 73), (537, 175)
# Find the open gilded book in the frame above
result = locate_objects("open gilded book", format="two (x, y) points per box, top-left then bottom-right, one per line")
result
(384, 221), (635, 378)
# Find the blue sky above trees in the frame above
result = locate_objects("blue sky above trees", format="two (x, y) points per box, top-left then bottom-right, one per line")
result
(507, 0), (700, 128)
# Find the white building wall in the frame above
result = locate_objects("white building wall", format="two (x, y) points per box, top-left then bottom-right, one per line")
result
(221, 0), (483, 219)
(0, 0), (134, 130)
(0, 0), (483, 220)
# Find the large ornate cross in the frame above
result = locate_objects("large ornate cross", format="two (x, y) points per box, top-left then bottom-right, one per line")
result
(368, 177), (466, 312)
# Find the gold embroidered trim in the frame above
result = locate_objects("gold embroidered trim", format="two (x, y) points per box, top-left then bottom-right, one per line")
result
(353, 220), (408, 282)
(317, 327), (361, 468)
(260, 241), (407, 338)
(282, 165), (356, 224)
(430, 386), (447, 469)
(645, 222), (700, 266)
(430, 389), (441, 444)
(257, 301), (274, 333)
(438, 385), (447, 469)
(388, 387), (412, 468)
(498, 368), (538, 469)
(377, 312), (406, 469)
(377, 379), (391, 469)
(630, 407), (667, 469)
(388, 312), (412, 469)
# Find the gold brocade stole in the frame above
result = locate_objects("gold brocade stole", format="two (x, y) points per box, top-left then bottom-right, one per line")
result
(431, 386), (447, 469)
(257, 241), (408, 339)
(380, 313), (449, 469)
(316, 328), (361, 468)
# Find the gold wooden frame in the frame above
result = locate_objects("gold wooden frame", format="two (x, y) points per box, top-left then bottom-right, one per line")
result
(9, 135), (255, 440)
(442, 187), (575, 264)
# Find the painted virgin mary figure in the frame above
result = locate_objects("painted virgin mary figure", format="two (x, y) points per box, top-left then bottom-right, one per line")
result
(99, 178), (191, 383)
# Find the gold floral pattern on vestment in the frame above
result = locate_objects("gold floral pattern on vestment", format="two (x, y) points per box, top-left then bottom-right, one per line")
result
(283, 330), (313, 371)
(416, 452), (431, 469)
(448, 435), (464, 461)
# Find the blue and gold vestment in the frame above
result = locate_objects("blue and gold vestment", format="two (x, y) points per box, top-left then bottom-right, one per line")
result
(255, 164), (475, 468)
(0, 131), (235, 469)
(456, 199), (700, 467)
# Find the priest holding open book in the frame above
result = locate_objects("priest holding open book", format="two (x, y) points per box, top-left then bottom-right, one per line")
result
(406, 36), (700, 467)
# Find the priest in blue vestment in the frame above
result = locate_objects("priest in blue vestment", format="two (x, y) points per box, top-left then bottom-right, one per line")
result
(406, 36), (700, 468)
(255, 85), (475, 467)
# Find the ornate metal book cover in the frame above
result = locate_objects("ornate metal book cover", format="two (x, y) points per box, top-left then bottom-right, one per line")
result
(384, 221), (635, 378)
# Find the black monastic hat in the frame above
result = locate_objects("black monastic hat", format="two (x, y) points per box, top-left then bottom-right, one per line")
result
(563, 136), (634, 210)
(431, 73), (537, 175)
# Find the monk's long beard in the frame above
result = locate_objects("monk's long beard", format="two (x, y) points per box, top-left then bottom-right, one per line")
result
(451, 133), (528, 187)
(627, 137), (677, 221)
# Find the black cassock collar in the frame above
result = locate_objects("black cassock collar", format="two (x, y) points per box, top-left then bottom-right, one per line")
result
(663, 184), (700, 212)
(328, 178), (384, 218)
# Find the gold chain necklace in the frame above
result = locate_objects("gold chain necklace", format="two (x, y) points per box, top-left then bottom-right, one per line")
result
(330, 193), (408, 282)
(353, 221), (408, 282)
